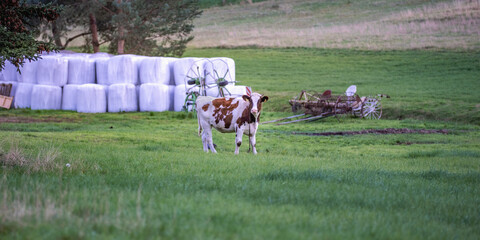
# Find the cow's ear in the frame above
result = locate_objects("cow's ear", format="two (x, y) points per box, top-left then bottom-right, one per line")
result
(261, 96), (269, 102)
(242, 95), (251, 102)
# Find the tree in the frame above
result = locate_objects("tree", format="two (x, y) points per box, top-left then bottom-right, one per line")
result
(48, 0), (202, 56)
(0, 0), (61, 71)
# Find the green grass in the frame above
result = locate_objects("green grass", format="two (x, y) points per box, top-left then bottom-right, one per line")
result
(184, 48), (480, 124)
(0, 110), (479, 239)
(1, 48), (479, 239)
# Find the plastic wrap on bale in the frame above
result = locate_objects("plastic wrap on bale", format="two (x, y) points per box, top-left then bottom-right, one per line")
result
(17, 61), (38, 84)
(173, 58), (206, 86)
(123, 54), (148, 85)
(62, 84), (80, 111)
(105, 55), (137, 86)
(225, 85), (248, 97)
(36, 56), (68, 86)
(168, 85), (175, 111)
(204, 57), (235, 85)
(66, 56), (96, 85)
(14, 83), (35, 108)
(1, 61), (17, 82)
(165, 57), (178, 85)
(139, 83), (170, 112)
(139, 57), (173, 85)
(108, 83), (138, 112)
(76, 84), (107, 113)
(30, 85), (62, 110)
(95, 57), (110, 86)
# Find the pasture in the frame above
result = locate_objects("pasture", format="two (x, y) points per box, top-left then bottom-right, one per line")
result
(1, 48), (479, 239)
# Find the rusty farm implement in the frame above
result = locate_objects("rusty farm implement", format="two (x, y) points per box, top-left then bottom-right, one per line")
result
(263, 85), (389, 125)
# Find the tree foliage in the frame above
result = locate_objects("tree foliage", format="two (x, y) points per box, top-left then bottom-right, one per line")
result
(0, 0), (61, 71)
(49, 0), (202, 57)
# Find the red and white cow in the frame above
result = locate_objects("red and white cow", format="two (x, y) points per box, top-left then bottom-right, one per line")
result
(196, 93), (268, 154)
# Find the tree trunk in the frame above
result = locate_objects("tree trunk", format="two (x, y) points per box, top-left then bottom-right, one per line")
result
(89, 13), (100, 53)
(117, 0), (125, 54)
(247, 0), (253, 4)
(51, 21), (63, 49)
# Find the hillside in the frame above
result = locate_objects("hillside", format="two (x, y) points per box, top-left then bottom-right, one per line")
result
(189, 0), (480, 50)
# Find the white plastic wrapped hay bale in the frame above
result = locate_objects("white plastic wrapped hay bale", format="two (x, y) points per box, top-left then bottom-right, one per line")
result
(1, 61), (17, 82)
(76, 84), (107, 113)
(124, 54), (147, 84)
(36, 56), (68, 86)
(17, 60), (38, 84)
(168, 85), (175, 111)
(106, 55), (138, 86)
(14, 83), (34, 108)
(206, 86), (219, 97)
(164, 57), (178, 85)
(225, 85), (249, 98)
(95, 57), (110, 85)
(30, 85), (62, 110)
(173, 58), (206, 86)
(173, 84), (200, 112)
(108, 83), (138, 112)
(204, 57), (235, 85)
(139, 83), (170, 112)
(62, 84), (80, 111)
(66, 56), (96, 85)
(139, 57), (173, 85)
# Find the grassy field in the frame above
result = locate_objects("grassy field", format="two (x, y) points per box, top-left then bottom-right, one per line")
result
(1, 48), (479, 239)
(191, 0), (480, 50)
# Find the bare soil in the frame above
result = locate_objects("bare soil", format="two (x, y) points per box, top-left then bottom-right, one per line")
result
(0, 116), (77, 123)
(292, 128), (449, 136)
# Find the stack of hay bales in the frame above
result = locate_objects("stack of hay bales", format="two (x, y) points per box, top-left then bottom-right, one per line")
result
(138, 57), (176, 112)
(7, 52), (242, 113)
(31, 55), (68, 110)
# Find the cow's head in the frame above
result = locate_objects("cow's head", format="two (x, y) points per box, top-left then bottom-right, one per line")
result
(242, 93), (269, 122)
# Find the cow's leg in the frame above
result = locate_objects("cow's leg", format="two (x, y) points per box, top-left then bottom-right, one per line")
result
(201, 124), (217, 153)
(201, 131), (209, 152)
(207, 129), (217, 153)
(250, 134), (257, 155)
(199, 120), (215, 153)
(235, 129), (243, 155)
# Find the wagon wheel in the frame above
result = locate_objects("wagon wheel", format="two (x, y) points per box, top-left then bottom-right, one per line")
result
(360, 98), (382, 119)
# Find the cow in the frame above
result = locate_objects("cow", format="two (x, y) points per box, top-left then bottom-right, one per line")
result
(196, 92), (269, 154)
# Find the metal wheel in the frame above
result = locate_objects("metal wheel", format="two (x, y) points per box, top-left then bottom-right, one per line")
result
(185, 61), (206, 97)
(361, 98), (382, 119)
(204, 59), (235, 97)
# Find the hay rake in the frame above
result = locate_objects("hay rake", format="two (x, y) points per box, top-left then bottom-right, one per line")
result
(263, 85), (389, 125)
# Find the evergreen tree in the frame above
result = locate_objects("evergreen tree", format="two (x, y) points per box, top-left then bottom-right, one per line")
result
(49, 0), (201, 56)
(0, 0), (61, 71)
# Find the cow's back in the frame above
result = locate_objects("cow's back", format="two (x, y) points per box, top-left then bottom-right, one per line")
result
(196, 96), (247, 133)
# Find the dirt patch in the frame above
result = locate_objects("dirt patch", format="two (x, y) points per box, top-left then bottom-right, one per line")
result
(0, 116), (77, 123)
(292, 128), (449, 136)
